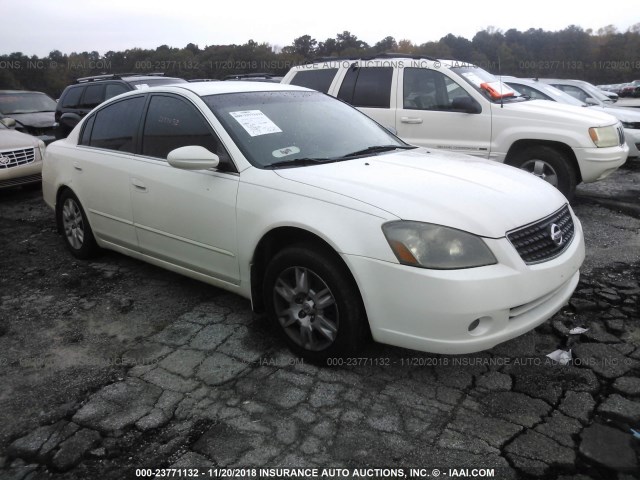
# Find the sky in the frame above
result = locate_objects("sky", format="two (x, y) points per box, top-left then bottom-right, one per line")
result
(3, 0), (639, 57)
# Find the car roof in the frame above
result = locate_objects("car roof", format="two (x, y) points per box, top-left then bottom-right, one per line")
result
(0, 90), (47, 94)
(162, 81), (309, 96)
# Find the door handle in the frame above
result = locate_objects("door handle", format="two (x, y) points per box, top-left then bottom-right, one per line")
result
(131, 178), (147, 191)
(73, 162), (82, 171)
(400, 117), (423, 124)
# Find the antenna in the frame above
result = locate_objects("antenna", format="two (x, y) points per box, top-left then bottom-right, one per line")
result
(499, 55), (504, 109)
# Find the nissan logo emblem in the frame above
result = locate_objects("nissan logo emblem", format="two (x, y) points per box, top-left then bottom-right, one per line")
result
(549, 223), (563, 246)
(0, 155), (10, 165)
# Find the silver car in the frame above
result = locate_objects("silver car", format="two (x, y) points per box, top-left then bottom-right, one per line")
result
(506, 77), (640, 158)
(0, 121), (45, 189)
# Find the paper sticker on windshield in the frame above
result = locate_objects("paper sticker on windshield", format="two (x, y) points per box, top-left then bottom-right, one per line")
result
(229, 110), (282, 137)
(461, 72), (484, 87)
(133, 84), (149, 90)
(272, 146), (300, 158)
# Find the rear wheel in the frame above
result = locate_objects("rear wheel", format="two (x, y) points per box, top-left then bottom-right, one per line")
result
(263, 245), (366, 363)
(510, 145), (577, 200)
(57, 190), (99, 259)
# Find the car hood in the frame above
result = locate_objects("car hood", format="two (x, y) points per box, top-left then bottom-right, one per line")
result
(274, 148), (568, 238)
(7, 111), (55, 128)
(503, 99), (618, 126)
(0, 129), (40, 149)
(590, 105), (640, 123)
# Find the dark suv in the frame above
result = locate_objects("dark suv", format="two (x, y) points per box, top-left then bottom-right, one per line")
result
(54, 73), (186, 138)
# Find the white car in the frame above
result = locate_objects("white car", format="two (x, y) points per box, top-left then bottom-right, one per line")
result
(282, 56), (629, 199)
(42, 82), (585, 361)
(524, 78), (640, 158)
(0, 121), (45, 189)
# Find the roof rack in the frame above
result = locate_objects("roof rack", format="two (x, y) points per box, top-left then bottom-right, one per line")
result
(222, 73), (279, 80)
(74, 72), (166, 83)
(312, 53), (437, 63)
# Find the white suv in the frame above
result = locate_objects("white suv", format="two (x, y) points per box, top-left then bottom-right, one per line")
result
(282, 56), (628, 199)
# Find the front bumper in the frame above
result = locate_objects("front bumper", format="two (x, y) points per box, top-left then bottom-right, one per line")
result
(573, 143), (628, 183)
(343, 218), (585, 355)
(0, 160), (42, 189)
(623, 128), (640, 158)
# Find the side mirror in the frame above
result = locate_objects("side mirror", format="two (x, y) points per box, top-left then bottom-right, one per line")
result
(167, 146), (220, 170)
(585, 98), (599, 106)
(451, 97), (481, 114)
(1, 117), (16, 128)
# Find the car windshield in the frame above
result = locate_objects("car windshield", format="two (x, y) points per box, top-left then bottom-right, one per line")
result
(0, 92), (57, 114)
(534, 83), (587, 106)
(449, 64), (525, 103)
(204, 90), (408, 168)
(578, 82), (613, 105)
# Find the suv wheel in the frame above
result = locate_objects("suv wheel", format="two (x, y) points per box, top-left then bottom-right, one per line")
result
(263, 245), (366, 362)
(57, 190), (99, 259)
(511, 145), (577, 200)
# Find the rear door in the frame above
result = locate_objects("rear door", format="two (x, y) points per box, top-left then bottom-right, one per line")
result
(74, 95), (145, 249)
(336, 65), (397, 133)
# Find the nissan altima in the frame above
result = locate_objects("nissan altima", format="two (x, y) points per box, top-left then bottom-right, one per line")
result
(42, 82), (585, 361)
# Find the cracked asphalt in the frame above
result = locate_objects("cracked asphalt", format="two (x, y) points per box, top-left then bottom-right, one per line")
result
(1, 160), (639, 480)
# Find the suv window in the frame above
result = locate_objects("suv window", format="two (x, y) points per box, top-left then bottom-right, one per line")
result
(142, 95), (230, 165)
(88, 96), (145, 152)
(105, 84), (129, 100)
(81, 84), (105, 109)
(338, 67), (392, 108)
(61, 86), (83, 108)
(403, 68), (474, 111)
(289, 69), (338, 93)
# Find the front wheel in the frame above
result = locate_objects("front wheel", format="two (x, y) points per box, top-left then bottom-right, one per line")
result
(263, 245), (366, 362)
(509, 145), (577, 200)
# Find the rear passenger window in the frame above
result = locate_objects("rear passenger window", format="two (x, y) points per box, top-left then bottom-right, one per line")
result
(79, 115), (95, 146)
(89, 96), (145, 152)
(142, 95), (230, 165)
(338, 67), (392, 108)
(289, 69), (338, 93)
(61, 87), (83, 108)
(81, 84), (105, 109)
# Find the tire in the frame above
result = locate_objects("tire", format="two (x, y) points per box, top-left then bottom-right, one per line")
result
(56, 190), (99, 259)
(263, 244), (366, 363)
(509, 145), (577, 200)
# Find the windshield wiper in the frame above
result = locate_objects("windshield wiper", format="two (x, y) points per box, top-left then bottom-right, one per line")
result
(264, 157), (335, 169)
(335, 144), (416, 159)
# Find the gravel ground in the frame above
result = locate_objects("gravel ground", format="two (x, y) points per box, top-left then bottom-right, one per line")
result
(0, 160), (639, 480)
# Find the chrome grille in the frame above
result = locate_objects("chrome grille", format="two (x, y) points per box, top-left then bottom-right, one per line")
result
(617, 125), (625, 145)
(0, 147), (36, 169)
(507, 205), (574, 264)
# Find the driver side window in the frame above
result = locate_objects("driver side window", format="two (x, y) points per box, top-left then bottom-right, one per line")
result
(403, 68), (473, 111)
(142, 95), (233, 170)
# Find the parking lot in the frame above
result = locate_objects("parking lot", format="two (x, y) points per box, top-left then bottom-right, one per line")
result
(0, 159), (639, 479)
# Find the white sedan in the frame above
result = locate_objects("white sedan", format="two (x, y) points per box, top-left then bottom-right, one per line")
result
(42, 82), (585, 361)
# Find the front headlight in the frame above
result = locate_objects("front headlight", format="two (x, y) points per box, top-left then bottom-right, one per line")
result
(37, 140), (46, 161)
(382, 221), (497, 269)
(588, 125), (619, 147)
